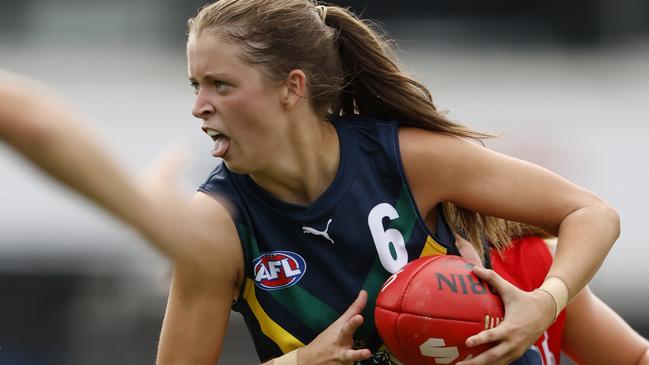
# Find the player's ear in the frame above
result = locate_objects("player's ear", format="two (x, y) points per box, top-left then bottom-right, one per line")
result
(282, 69), (307, 110)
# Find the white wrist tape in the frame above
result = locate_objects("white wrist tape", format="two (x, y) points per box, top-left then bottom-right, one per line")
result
(539, 276), (570, 321)
(274, 349), (298, 365)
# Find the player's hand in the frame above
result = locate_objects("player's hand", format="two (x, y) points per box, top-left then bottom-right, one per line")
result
(297, 290), (373, 365)
(456, 266), (555, 365)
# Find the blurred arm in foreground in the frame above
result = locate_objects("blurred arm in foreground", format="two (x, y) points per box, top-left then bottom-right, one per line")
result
(0, 69), (242, 364)
(0, 69), (223, 264)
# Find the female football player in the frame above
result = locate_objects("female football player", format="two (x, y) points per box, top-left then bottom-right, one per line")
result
(0, 1), (621, 363)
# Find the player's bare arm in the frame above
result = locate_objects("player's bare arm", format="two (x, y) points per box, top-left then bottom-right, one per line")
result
(399, 127), (620, 364)
(1, 70), (249, 364)
(0, 70), (44, 139)
(0, 69), (160, 239)
(156, 192), (244, 365)
(641, 349), (649, 365)
(562, 285), (649, 364)
(400, 127), (619, 289)
(0, 69), (220, 262)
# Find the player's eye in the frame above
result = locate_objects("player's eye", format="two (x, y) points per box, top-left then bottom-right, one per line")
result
(214, 80), (230, 92)
(189, 82), (199, 95)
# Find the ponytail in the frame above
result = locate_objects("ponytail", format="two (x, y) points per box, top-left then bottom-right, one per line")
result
(324, 7), (488, 138)
(325, 6), (518, 257)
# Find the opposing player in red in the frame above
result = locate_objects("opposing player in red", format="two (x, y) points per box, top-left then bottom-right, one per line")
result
(444, 234), (649, 364)
(489, 235), (649, 364)
(0, 1), (622, 363)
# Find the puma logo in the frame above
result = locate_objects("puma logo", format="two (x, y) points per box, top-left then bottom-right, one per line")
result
(302, 218), (334, 244)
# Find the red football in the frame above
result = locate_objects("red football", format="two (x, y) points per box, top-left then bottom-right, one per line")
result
(375, 255), (504, 365)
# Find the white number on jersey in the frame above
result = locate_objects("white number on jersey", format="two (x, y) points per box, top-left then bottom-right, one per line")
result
(368, 203), (408, 273)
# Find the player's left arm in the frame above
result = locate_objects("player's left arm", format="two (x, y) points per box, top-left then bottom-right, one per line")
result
(398, 127), (620, 365)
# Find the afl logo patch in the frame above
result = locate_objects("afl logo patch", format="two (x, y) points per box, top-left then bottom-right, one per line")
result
(253, 251), (307, 290)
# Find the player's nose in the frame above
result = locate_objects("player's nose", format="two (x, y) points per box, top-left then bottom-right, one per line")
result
(192, 91), (215, 120)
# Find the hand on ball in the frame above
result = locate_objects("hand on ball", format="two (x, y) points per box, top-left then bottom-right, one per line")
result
(457, 266), (556, 365)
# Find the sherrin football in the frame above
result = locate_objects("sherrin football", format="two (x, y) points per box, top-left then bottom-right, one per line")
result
(375, 255), (504, 365)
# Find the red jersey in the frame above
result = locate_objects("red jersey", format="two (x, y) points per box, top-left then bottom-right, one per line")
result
(490, 236), (567, 365)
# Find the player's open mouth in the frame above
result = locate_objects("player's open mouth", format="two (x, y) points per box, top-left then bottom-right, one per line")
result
(203, 128), (223, 140)
(202, 128), (231, 158)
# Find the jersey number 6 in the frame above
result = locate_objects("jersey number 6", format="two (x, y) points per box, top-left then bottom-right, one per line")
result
(368, 203), (408, 273)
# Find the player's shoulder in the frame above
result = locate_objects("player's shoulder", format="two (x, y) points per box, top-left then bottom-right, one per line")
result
(397, 127), (481, 201)
(398, 126), (476, 158)
(192, 190), (237, 224)
(187, 191), (244, 289)
(198, 162), (248, 212)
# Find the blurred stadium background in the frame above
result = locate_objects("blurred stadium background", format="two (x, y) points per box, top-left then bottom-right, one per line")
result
(1, 0), (648, 364)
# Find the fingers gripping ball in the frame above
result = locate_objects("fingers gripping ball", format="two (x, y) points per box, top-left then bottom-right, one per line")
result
(375, 255), (504, 365)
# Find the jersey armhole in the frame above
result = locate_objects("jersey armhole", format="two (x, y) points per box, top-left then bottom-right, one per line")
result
(390, 122), (457, 254)
(231, 221), (251, 309)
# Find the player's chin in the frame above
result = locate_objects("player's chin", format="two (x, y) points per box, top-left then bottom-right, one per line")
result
(222, 156), (255, 175)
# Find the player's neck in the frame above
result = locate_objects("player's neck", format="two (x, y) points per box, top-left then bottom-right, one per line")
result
(248, 112), (339, 206)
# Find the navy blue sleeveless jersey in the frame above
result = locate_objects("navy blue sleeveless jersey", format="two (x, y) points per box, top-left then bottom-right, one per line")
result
(199, 115), (459, 364)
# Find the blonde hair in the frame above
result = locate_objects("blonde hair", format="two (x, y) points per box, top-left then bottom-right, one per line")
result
(188, 0), (521, 259)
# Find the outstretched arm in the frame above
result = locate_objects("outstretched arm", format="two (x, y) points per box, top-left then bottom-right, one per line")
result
(0, 70), (158, 245)
(1, 70), (247, 363)
(0, 69), (202, 260)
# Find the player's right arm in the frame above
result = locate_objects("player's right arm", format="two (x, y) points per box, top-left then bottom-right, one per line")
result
(156, 192), (244, 364)
(562, 285), (649, 365)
